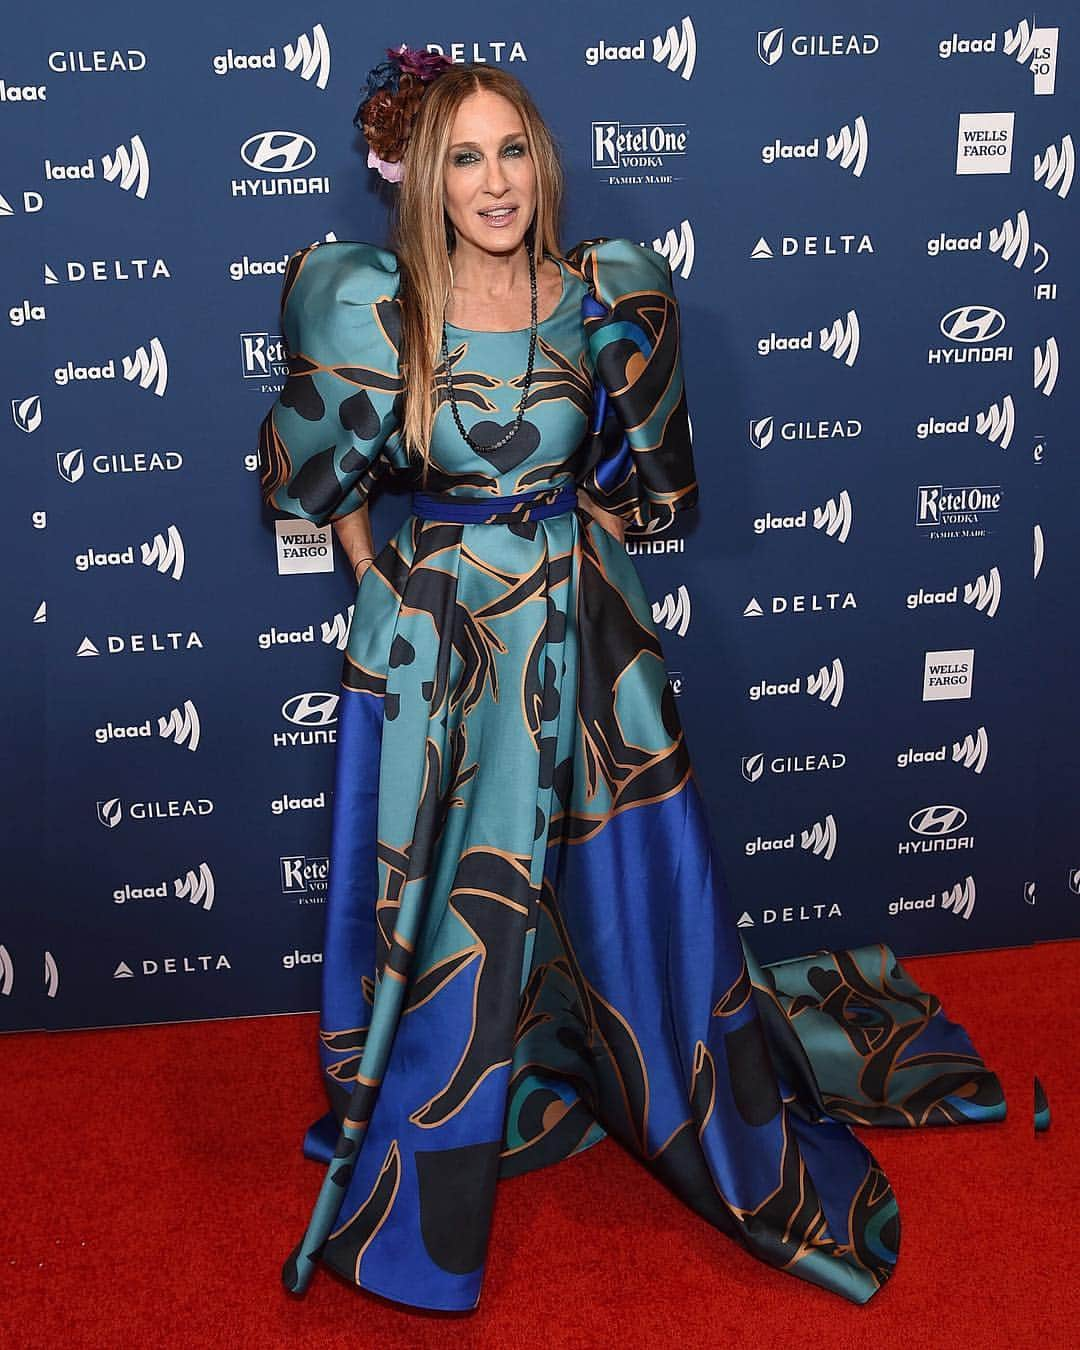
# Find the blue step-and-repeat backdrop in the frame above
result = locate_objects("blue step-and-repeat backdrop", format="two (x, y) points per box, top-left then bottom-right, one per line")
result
(2, 3), (1077, 1033)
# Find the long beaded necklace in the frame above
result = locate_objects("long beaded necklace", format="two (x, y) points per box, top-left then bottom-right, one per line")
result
(441, 243), (538, 454)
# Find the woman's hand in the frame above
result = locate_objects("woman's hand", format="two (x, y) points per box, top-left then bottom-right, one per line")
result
(576, 488), (626, 544)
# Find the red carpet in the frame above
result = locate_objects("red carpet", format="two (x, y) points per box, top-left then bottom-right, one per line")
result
(4, 941), (1073, 1349)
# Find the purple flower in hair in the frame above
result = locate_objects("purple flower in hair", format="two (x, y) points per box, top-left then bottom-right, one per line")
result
(392, 44), (453, 82)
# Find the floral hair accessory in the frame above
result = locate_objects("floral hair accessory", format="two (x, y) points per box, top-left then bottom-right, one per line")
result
(353, 43), (453, 182)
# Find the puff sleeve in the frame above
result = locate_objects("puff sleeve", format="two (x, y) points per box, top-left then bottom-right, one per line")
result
(565, 236), (698, 535)
(258, 241), (404, 526)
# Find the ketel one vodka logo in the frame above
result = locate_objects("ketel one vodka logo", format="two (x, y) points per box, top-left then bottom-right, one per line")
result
(96, 797), (214, 828)
(94, 699), (201, 751)
(44, 133), (151, 198)
(915, 483), (1002, 538)
(897, 725), (989, 774)
(652, 584), (691, 636)
(275, 692), (338, 747)
(754, 490), (853, 542)
(113, 862), (216, 909)
(232, 130), (329, 197)
(898, 805), (973, 856)
(915, 395), (1015, 449)
(212, 23), (331, 89)
(241, 331), (288, 381)
(758, 310), (860, 365)
(749, 658), (845, 708)
(280, 855), (329, 904)
(585, 15), (697, 80)
(757, 28), (879, 63)
(926, 210), (1048, 272)
(74, 525), (185, 580)
(889, 874), (976, 920)
(54, 337), (168, 395)
(761, 115), (868, 177)
(930, 305), (1010, 366)
(745, 813), (837, 860)
(907, 567), (1001, 617)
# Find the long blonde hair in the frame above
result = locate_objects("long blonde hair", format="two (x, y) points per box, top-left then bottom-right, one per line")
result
(391, 65), (565, 472)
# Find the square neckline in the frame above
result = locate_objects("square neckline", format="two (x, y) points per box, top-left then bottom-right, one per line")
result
(443, 254), (569, 334)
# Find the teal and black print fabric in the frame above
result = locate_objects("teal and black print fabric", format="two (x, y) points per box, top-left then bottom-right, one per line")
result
(258, 237), (1006, 1312)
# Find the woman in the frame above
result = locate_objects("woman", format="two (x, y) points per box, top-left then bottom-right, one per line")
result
(259, 53), (1005, 1312)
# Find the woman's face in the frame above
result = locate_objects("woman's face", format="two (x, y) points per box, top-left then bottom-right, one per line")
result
(442, 89), (537, 255)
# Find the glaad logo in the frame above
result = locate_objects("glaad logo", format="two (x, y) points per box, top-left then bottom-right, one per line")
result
(899, 805), (973, 855)
(646, 219), (694, 278)
(897, 725), (988, 774)
(44, 134), (151, 198)
(749, 414), (862, 449)
(11, 394), (42, 433)
(744, 591), (857, 618)
(271, 792), (326, 816)
(916, 395), (1014, 449)
(1034, 523), (1045, 580)
(923, 649), (975, 702)
(1035, 337), (1059, 395)
(1, 78), (47, 102)
(761, 116), (868, 176)
(889, 875), (976, 919)
(746, 813), (837, 860)
(1035, 135), (1074, 199)
(585, 15), (697, 80)
(57, 447), (184, 481)
(741, 751), (846, 782)
(73, 524), (185, 580)
(283, 949), (323, 969)
(757, 28), (879, 63)
(749, 658), (845, 707)
(232, 132), (329, 197)
(915, 483), (1002, 539)
(652, 585), (691, 636)
(275, 693), (339, 747)
(53, 337), (169, 395)
(212, 24), (331, 89)
(907, 567), (1001, 617)
(751, 233), (873, 260)
(759, 311), (860, 366)
(113, 953), (232, 978)
(956, 113), (1014, 175)
(9, 299), (46, 326)
(929, 306), (1010, 365)
(927, 210), (1048, 272)
(940, 20), (1059, 94)
(229, 232), (337, 282)
(754, 490), (853, 542)
(96, 797), (214, 828)
(113, 862), (215, 909)
(94, 699), (201, 750)
(322, 604), (355, 650)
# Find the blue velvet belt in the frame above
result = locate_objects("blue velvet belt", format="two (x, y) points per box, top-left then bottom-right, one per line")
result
(410, 481), (578, 524)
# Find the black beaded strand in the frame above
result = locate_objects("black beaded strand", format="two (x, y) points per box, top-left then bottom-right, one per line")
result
(441, 243), (538, 454)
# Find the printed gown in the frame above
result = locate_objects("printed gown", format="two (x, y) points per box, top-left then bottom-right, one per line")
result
(258, 237), (1006, 1311)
